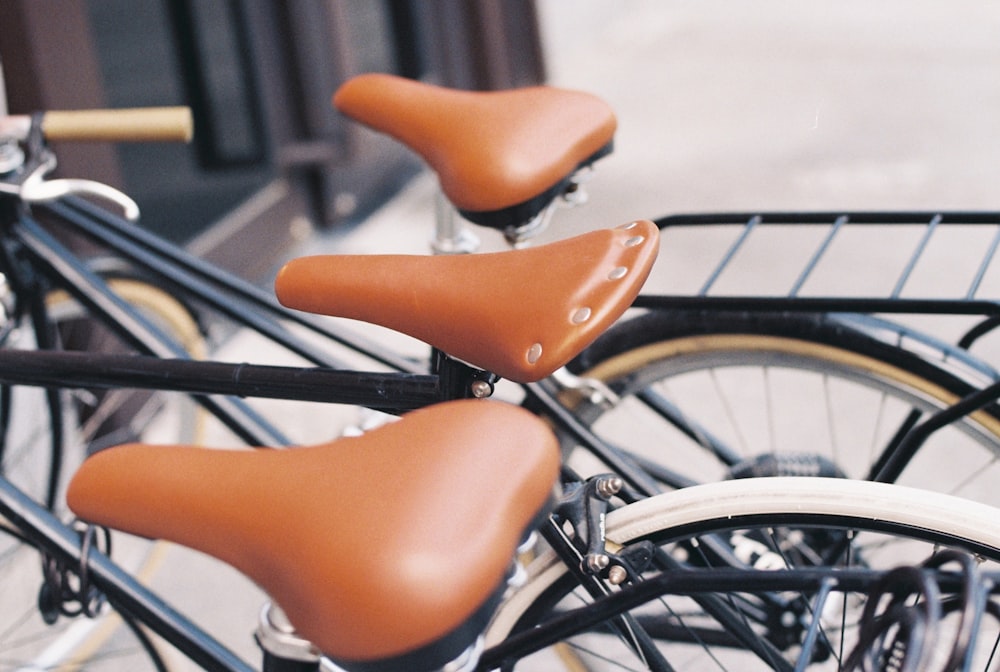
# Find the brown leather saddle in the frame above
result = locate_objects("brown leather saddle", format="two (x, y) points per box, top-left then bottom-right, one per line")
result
(275, 220), (659, 383)
(68, 399), (560, 669)
(334, 73), (616, 229)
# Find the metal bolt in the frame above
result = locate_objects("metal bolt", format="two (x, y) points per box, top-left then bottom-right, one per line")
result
(595, 476), (624, 500)
(607, 565), (629, 585)
(469, 380), (493, 398)
(584, 553), (610, 574)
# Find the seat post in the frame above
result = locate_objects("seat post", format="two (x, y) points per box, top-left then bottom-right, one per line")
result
(256, 602), (321, 672)
(431, 190), (480, 254)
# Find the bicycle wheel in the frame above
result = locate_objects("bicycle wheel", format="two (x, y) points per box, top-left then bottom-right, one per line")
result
(0, 275), (204, 671)
(562, 310), (1000, 503)
(486, 477), (1000, 670)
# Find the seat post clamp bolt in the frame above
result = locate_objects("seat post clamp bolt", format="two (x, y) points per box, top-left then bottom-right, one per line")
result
(469, 380), (493, 398)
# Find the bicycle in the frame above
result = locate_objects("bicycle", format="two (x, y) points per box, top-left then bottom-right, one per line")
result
(10, 77), (1000, 520)
(0, 111), (997, 671)
(0, 101), (668, 669)
(2, 81), (1000, 670)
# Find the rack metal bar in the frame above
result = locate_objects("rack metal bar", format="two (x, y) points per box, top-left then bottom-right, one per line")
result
(698, 215), (761, 296)
(657, 211), (1000, 229)
(788, 215), (848, 297)
(966, 225), (1000, 300)
(630, 294), (1000, 316)
(890, 214), (942, 299)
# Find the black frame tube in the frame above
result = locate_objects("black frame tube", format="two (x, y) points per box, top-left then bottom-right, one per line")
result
(0, 348), (441, 411)
(480, 565), (1000, 669)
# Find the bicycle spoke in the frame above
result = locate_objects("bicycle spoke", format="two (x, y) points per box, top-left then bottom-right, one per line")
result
(706, 370), (748, 455)
(763, 366), (777, 455)
(821, 373), (839, 467)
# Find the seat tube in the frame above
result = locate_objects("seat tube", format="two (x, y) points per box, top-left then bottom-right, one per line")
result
(256, 602), (321, 672)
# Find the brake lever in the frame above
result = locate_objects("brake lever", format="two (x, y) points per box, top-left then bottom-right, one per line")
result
(17, 154), (140, 221)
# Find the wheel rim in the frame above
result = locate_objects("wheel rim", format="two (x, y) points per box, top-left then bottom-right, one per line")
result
(489, 479), (1000, 671)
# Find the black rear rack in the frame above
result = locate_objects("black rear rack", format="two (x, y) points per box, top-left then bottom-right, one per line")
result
(636, 212), (1000, 322)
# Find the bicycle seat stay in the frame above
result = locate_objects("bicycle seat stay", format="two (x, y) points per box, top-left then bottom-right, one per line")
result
(334, 73), (616, 230)
(67, 399), (560, 671)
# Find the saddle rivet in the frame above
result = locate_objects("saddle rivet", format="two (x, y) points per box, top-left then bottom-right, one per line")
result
(608, 266), (628, 280)
(624, 235), (645, 248)
(571, 307), (592, 324)
(526, 343), (543, 364)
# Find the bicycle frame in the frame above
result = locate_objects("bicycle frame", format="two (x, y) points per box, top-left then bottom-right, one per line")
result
(9, 200), (1000, 494)
(0, 190), (667, 498)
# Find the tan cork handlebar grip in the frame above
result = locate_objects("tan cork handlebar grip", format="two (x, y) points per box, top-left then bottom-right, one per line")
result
(41, 107), (194, 143)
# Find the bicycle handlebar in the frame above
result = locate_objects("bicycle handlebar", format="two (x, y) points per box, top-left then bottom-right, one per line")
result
(0, 108), (191, 217)
(0, 107), (193, 144)
(40, 107), (193, 143)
